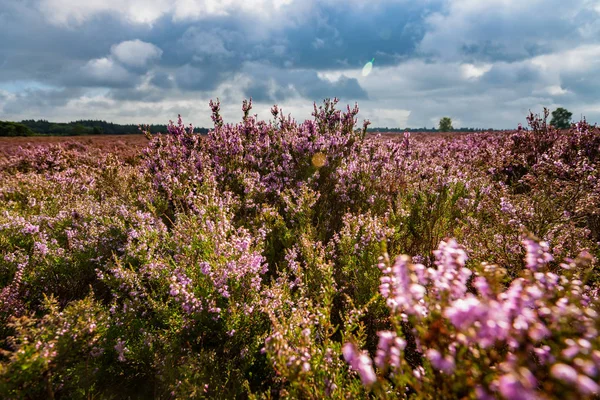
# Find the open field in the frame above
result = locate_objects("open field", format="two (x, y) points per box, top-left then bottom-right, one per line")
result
(0, 131), (490, 160)
(0, 104), (599, 399)
(0, 134), (150, 161)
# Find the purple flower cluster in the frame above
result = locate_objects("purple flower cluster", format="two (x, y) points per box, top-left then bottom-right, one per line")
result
(347, 236), (599, 398)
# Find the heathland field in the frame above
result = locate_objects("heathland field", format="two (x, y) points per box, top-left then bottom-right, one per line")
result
(1, 100), (599, 399)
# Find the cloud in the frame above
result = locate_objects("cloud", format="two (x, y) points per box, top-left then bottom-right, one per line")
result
(419, 0), (597, 62)
(78, 57), (137, 87)
(111, 40), (163, 68)
(363, 108), (411, 129)
(37, 0), (301, 26)
(1, 87), (84, 116)
(541, 86), (570, 96)
(242, 62), (368, 102)
(174, 63), (232, 92)
(1, 0), (600, 129)
(178, 28), (233, 58)
(460, 63), (492, 80)
(149, 71), (175, 89)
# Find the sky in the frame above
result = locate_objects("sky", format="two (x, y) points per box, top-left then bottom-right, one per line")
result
(1, 0), (599, 129)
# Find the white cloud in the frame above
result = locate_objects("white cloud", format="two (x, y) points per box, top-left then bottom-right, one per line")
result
(39, 0), (171, 25)
(170, 0), (295, 21)
(317, 71), (346, 82)
(531, 44), (600, 73)
(419, 0), (585, 60)
(83, 57), (132, 85)
(363, 108), (411, 128)
(544, 86), (569, 96)
(39, 0), (300, 26)
(111, 40), (163, 68)
(37, 0), (396, 29)
(461, 63), (492, 80)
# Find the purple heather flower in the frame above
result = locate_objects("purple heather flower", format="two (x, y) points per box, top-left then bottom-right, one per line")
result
(343, 342), (377, 386)
(523, 238), (553, 271)
(375, 331), (405, 370)
(497, 374), (537, 400)
(550, 363), (578, 384)
(426, 349), (455, 374)
(114, 339), (129, 362)
(576, 375), (600, 395)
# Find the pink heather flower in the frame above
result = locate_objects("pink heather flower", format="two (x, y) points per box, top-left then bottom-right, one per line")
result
(444, 296), (482, 328)
(533, 346), (553, 365)
(475, 385), (495, 400)
(23, 223), (40, 234)
(114, 339), (129, 362)
(523, 238), (553, 271)
(200, 261), (211, 275)
(431, 239), (471, 301)
(497, 374), (537, 400)
(342, 342), (377, 387)
(550, 363), (578, 384)
(380, 255), (428, 317)
(576, 375), (600, 395)
(375, 331), (405, 370)
(426, 349), (455, 374)
(473, 276), (490, 297)
(34, 241), (49, 257)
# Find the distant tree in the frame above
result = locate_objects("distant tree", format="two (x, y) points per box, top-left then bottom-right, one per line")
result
(72, 124), (88, 135)
(439, 117), (453, 132)
(0, 121), (35, 137)
(550, 107), (572, 129)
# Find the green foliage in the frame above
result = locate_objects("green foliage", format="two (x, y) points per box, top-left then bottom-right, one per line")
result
(0, 121), (35, 137)
(438, 117), (453, 132)
(17, 119), (209, 136)
(550, 107), (573, 129)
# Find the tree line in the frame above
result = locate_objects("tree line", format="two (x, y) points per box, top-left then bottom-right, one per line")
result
(0, 107), (575, 137)
(0, 119), (209, 137)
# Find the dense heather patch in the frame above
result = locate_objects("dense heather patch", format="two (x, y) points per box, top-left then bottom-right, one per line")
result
(0, 99), (599, 399)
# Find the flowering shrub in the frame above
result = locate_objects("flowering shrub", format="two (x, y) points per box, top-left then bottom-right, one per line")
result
(344, 238), (599, 398)
(0, 100), (598, 398)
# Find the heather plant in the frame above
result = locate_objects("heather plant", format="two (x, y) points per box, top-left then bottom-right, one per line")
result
(0, 99), (599, 399)
(343, 238), (600, 399)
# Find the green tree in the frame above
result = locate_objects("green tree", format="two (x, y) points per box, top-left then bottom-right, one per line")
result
(0, 121), (35, 137)
(439, 117), (453, 132)
(550, 107), (572, 129)
(71, 124), (88, 136)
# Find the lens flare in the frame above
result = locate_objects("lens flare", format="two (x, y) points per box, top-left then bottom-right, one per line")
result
(362, 58), (374, 77)
(311, 152), (326, 168)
